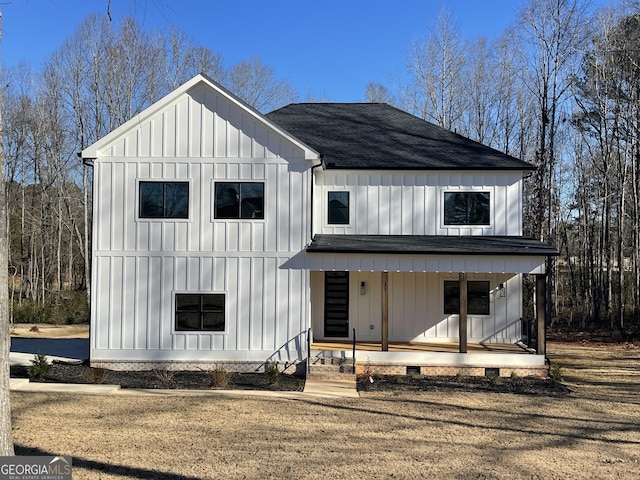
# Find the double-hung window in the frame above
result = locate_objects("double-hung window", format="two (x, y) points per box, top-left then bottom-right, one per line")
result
(444, 280), (490, 315)
(444, 192), (490, 225)
(175, 294), (225, 331)
(139, 181), (189, 219)
(214, 182), (264, 219)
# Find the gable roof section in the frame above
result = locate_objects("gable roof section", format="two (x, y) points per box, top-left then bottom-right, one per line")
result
(266, 103), (533, 170)
(81, 74), (319, 160)
(307, 235), (558, 256)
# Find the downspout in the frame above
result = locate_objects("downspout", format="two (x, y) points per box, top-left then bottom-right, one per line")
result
(310, 154), (324, 242)
(81, 156), (95, 169)
(307, 155), (324, 369)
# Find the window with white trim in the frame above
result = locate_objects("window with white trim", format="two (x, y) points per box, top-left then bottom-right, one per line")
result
(328, 191), (349, 224)
(214, 182), (264, 219)
(175, 294), (225, 331)
(444, 192), (490, 225)
(139, 181), (189, 218)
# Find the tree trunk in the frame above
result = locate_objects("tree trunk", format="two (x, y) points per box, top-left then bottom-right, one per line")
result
(0, 10), (16, 455)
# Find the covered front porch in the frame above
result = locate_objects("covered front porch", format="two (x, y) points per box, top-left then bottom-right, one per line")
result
(305, 235), (558, 376)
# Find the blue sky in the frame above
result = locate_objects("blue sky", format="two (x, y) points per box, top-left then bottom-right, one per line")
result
(0, 0), (610, 102)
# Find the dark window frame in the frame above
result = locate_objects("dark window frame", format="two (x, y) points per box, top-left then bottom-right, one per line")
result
(444, 280), (491, 315)
(328, 191), (350, 225)
(175, 293), (225, 332)
(444, 191), (490, 226)
(214, 182), (265, 219)
(139, 181), (189, 219)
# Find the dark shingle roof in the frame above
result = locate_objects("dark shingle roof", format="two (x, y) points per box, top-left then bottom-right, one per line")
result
(266, 103), (533, 170)
(307, 235), (558, 256)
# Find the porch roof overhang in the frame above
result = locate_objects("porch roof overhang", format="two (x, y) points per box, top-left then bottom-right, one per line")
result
(303, 235), (558, 274)
(307, 235), (558, 256)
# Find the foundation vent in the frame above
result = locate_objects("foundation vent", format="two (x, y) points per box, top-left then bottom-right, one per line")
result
(485, 368), (500, 378)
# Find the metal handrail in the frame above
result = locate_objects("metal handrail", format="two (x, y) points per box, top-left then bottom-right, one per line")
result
(352, 328), (356, 373)
(307, 327), (312, 375)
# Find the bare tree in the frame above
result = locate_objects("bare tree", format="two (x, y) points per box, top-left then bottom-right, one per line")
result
(405, 7), (466, 130)
(0, 9), (16, 457)
(364, 82), (394, 104)
(573, 8), (640, 328)
(516, 0), (590, 326)
(460, 36), (498, 146)
(517, 0), (589, 241)
(492, 30), (536, 159)
(157, 26), (225, 91)
(227, 57), (297, 112)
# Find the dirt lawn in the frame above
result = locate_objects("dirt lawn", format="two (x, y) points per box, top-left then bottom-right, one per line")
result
(10, 341), (640, 480)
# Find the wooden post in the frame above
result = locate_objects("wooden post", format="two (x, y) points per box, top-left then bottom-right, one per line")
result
(459, 272), (468, 353)
(381, 271), (389, 351)
(536, 274), (547, 356)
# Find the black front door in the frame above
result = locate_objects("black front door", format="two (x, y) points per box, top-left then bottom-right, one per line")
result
(324, 271), (349, 337)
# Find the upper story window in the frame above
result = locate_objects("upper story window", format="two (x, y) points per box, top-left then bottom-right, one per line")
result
(139, 181), (189, 219)
(444, 280), (490, 315)
(328, 191), (349, 224)
(215, 182), (264, 219)
(175, 293), (225, 331)
(444, 192), (490, 225)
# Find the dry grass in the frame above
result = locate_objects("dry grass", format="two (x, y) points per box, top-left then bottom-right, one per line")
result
(11, 323), (89, 339)
(85, 367), (107, 385)
(10, 341), (640, 479)
(206, 365), (229, 388)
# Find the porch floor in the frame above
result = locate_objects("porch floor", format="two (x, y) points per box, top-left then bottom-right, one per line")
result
(312, 340), (534, 355)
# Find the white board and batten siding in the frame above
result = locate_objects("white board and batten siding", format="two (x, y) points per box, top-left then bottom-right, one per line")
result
(314, 170), (523, 236)
(311, 271), (523, 344)
(89, 78), (316, 367)
(309, 170), (537, 343)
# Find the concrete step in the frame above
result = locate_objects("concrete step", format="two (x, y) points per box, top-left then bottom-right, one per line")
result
(309, 363), (355, 374)
(307, 356), (357, 382)
(307, 371), (356, 382)
(307, 363), (356, 382)
(309, 357), (350, 366)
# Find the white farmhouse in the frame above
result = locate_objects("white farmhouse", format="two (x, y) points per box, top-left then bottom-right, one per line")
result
(82, 74), (557, 376)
